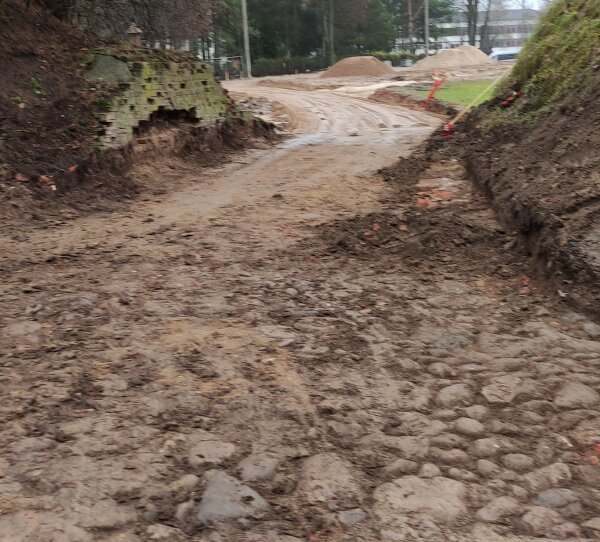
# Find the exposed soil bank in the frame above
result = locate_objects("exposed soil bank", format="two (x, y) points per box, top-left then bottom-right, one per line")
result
(370, 86), (460, 118)
(466, 78), (600, 316)
(0, 0), (98, 180)
(0, 117), (276, 225)
(384, 74), (600, 316)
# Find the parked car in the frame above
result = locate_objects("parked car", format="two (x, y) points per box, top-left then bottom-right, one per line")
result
(489, 47), (522, 61)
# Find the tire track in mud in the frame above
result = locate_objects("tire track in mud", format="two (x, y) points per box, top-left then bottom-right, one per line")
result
(226, 83), (437, 137)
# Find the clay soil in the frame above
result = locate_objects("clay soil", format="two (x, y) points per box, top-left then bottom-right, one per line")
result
(398, 66), (600, 317)
(1, 74), (599, 542)
(466, 75), (600, 316)
(321, 56), (395, 78)
(412, 45), (494, 71)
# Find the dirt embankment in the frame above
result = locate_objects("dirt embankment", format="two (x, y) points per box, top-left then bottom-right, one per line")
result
(465, 72), (600, 314)
(0, 0), (98, 180)
(386, 2), (600, 315)
(0, 0), (276, 225)
(370, 86), (460, 118)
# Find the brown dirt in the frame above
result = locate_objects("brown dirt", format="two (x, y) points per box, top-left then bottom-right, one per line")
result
(370, 86), (460, 118)
(0, 0), (99, 181)
(1, 79), (600, 542)
(0, 117), (277, 226)
(381, 65), (600, 317)
(465, 74), (600, 316)
(321, 56), (395, 78)
(413, 45), (494, 71)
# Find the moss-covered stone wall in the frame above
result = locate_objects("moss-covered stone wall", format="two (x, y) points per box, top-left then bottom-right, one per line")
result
(85, 48), (232, 149)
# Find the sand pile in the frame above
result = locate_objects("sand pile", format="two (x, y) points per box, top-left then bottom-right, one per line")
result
(321, 56), (395, 78)
(413, 45), (494, 70)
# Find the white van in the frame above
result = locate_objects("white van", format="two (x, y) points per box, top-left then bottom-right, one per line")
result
(489, 47), (522, 62)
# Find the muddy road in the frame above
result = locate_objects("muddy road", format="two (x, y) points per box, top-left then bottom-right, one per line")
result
(1, 82), (599, 542)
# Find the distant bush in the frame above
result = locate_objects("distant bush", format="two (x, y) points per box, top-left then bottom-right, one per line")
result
(366, 50), (416, 66)
(252, 56), (330, 77)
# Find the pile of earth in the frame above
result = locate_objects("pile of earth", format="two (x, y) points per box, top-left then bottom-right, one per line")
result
(412, 45), (494, 70)
(321, 56), (395, 78)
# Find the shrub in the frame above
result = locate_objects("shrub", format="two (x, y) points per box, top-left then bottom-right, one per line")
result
(251, 56), (330, 77)
(366, 50), (416, 66)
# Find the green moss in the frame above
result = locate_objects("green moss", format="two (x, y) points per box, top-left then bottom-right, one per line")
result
(95, 98), (113, 112)
(86, 51), (231, 149)
(28, 77), (43, 96)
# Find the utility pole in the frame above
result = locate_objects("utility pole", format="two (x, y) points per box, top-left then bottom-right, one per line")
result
(241, 0), (252, 78)
(424, 0), (430, 55)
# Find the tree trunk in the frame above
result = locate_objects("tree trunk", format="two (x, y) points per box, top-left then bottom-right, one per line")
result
(328, 0), (335, 65)
(407, 0), (414, 52)
(322, 9), (328, 59)
(480, 0), (492, 53)
(467, 0), (479, 46)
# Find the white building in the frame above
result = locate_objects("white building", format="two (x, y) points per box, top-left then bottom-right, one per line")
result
(434, 8), (541, 51)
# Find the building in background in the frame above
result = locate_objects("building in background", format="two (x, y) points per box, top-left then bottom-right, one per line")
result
(434, 9), (541, 52)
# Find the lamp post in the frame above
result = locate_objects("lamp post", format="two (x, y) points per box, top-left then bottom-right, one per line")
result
(241, 0), (252, 78)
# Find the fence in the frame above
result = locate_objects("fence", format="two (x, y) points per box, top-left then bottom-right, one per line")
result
(211, 56), (244, 80)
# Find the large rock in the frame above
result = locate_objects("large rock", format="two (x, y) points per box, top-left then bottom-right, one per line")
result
(188, 440), (236, 467)
(518, 506), (562, 537)
(373, 476), (467, 523)
(197, 470), (269, 524)
(436, 384), (474, 408)
(473, 438), (501, 458)
(481, 376), (521, 405)
(454, 417), (485, 436)
(298, 453), (361, 505)
(238, 453), (279, 482)
(535, 488), (579, 509)
(338, 508), (367, 527)
(524, 463), (572, 492)
(502, 454), (534, 472)
(476, 496), (522, 523)
(554, 382), (599, 409)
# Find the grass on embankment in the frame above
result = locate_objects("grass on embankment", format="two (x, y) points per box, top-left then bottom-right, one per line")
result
(508, 0), (600, 111)
(406, 79), (497, 107)
(482, 0), (600, 130)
